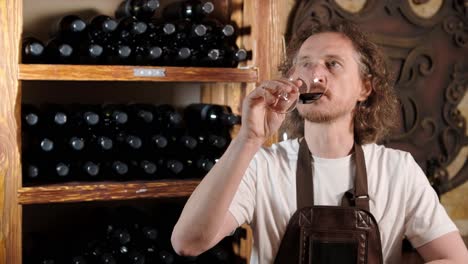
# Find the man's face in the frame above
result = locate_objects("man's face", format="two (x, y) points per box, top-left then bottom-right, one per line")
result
(291, 32), (370, 123)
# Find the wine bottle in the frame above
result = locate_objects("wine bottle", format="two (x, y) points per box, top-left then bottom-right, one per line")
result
(181, 156), (214, 178)
(45, 38), (75, 64)
(154, 104), (183, 131)
(162, 0), (215, 22)
(22, 162), (41, 184)
(146, 20), (176, 44)
(197, 133), (228, 158)
(201, 45), (250, 67)
(126, 103), (156, 129)
(101, 104), (129, 132)
(70, 104), (101, 133)
(184, 103), (240, 135)
(133, 43), (164, 65)
(156, 158), (184, 178)
(149, 134), (168, 157)
(52, 161), (72, 182)
(78, 41), (104, 64)
(115, 132), (143, 159)
(41, 104), (69, 132)
(115, 17), (148, 46)
(158, 250), (175, 264)
(22, 37), (45, 63)
(88, 134), (113, 154)
(107, 160), (130, 180)
(22, 104), (41, 133)
(115, 0), (160, 21)
(103, 43), (133, 65)
(51, 15), (87, 40)
(79, 160), (101, 180)
(88, 15), (118, 45)
(130, 160), (157, 179)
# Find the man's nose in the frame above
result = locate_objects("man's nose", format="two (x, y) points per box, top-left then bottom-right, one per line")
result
(312, 75), (326, 84)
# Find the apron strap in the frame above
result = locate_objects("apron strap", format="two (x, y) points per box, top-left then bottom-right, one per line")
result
(296, 138), (314, 208)
(296, 138), (370, 211)
(354, 142), (370, 211)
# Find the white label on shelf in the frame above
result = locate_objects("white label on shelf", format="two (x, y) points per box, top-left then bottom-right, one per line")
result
(133, 68), (166, 77)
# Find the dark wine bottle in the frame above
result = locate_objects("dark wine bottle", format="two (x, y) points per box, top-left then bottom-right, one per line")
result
(130, 160), (157, 179)
(224, 46), (250, 67)
(184, 103), (240, 135)
(181, 156), (214, 178)
(41, 104), (69, 132)
(52, 161), (72, 181)
(197, 133), (228, 158)
(70, 104), (101, 133)
(22, 37), (45, 63)
(101, 104), (129, 132)
(88, 15), (118, 45)
(133, 43), (164, 65)
(146, 20), (176, 44)
(45, 38), (75, 64)
(22, 104), (41, 132)
(79, 160), (101, 180)
(51, 15), (87, 40)
(88, 134), (113, 155)
(107, 160), (130, 180)
(78, 41), (104, 64)
(115, 132), (143, 156)
(158, 250), (175, 264)
(22, 162), (41, 184)
(154, 104), (183, 131)
(202, 45), (250, 67)
(195, 18), (238, 50)
(115, 0), (160, 21)
(162, 0), (214, 22)
(115, 17), (148, 45)
(157, 158), (184, 178)
(103, 43), (133, 65)
(149, 134), (168, 157)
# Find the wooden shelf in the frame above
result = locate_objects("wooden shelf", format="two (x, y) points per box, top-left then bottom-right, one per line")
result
(18, 64), (259, 82)
(18, 179), (200, 205)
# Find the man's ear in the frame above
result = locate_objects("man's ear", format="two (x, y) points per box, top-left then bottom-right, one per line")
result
(359, 77), (372, 101)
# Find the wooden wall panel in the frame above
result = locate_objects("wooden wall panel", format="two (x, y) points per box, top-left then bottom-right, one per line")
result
(0, 0), (22, 263)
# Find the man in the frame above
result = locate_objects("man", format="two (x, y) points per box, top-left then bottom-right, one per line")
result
(171, 20), (468, 263)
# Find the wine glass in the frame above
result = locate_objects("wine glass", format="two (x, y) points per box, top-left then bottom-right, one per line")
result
(263, 74), (328, 114)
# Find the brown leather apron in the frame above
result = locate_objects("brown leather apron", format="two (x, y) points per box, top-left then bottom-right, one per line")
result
(274, 139), (383, 264)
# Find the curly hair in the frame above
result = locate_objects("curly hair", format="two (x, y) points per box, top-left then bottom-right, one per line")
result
(279, 19), (400, 144)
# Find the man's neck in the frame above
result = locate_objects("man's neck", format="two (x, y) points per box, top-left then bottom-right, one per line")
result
(303, 116), (355, 159)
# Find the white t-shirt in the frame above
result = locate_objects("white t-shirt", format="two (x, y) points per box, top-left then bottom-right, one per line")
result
(228, 139), (457, 264)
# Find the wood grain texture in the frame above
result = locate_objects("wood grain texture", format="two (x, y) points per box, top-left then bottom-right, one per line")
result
(18, 180), (201, 205)
(0, 0), (22, 263)
(19, 64), (259, 82)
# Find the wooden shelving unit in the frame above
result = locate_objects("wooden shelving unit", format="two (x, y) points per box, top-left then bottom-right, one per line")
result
(0, 0), (290, 262)
(18, 179), (201, 205)
(19, 64), (259, 82)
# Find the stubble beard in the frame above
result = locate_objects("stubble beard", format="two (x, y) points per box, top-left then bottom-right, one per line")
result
(297, 103), (352, 124)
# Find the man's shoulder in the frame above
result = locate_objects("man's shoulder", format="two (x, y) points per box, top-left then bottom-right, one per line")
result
(362, 143), (415, 167)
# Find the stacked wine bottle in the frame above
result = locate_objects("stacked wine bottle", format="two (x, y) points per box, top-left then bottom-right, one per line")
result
(25, 206), (246, 264)
(22, 0), (251, 67)
(22, 103), (240, 185)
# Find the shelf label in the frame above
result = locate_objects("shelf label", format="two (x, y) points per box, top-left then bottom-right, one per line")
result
(133, 68), (166, 77)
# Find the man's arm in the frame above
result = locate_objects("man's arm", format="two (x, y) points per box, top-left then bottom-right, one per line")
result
(171, 80), (301, 256)
(417, 231), (468, 264)
(171, 137), (261, 256)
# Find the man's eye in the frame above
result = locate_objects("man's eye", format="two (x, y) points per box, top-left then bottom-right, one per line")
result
(327, 60), (341, 69)
(301, 62), (310, 68)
